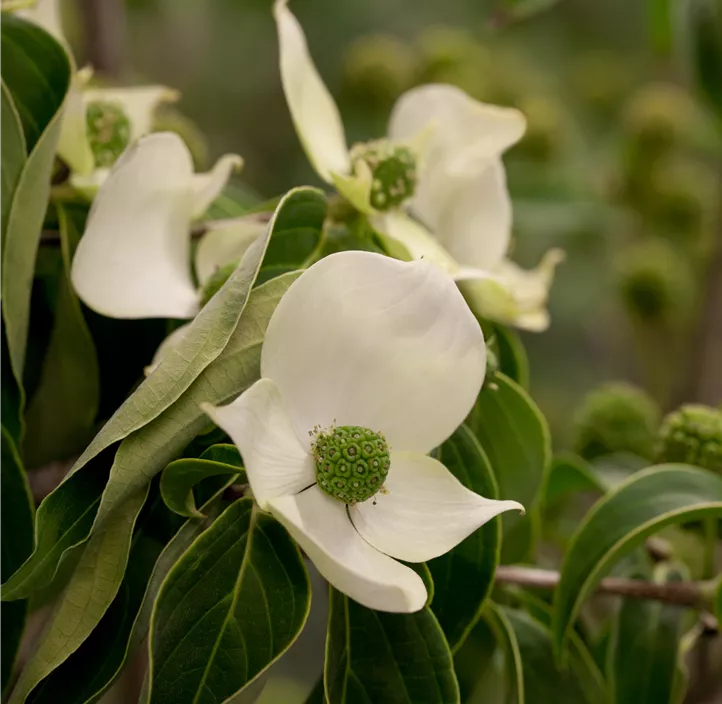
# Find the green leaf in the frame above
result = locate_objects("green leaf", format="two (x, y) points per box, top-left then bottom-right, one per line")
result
(23, 204), (99, 468)
(502, 607), (599, 703)
(451, 615), (498, 702)
(2, 187), (323, 599)
(1, 81), (26, 252)
(1, 426), (33, 694)
(26, 481), (232, 704)
(428, 425), (501, 651)
(1, 16), (71, 384)
(489, 324), (529, 389)
(481, 603), (524, 703)
(147, 498), (311, 703)
(466, 373), (551, 563)
(552, 464), (722, 655)
(325, 588), (460, 704)
(160, 455), (245, 518)
(544, 453), (606, 508)
(200, 442), (243, 467)
(607, 563), (688, 704)
(7, 486), (148, 704)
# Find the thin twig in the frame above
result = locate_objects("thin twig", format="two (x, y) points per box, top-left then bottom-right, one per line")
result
(495, 565), (713, 612)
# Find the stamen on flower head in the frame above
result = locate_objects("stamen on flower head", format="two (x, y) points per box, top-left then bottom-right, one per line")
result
(312, 425), (390, 504)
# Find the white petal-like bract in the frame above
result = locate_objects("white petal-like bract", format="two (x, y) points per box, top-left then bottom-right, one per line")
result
(274, 0), (350, 182)
(351, 451), (523, 562)
(261, 251), (486, 454)
(202, 379), (315, 510)
(71, 133), (202, 319)
(269, 487), (427, 612)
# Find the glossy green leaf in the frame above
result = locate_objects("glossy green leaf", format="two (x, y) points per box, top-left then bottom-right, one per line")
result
(200, 442), (243, 467)
(1, 427), (33, 695)
(147, 498), (311, 703)
(160, 456), (245, 518)
(553, 465), (722, 655)
(466, 373), (550, 562)
(2, 190), (320, 599)
(544, 453), (606, 508)
(502, 607), (598, 704)
(8, 486), (148, 704)
(451, 615), (498, 702)
(489, 323), (529, 389)
(1, 81), (25, 252)
(24, 204), (99, 468)
(607, 563), (688, 704)
(27, 481), (232, 704)
(325, 588), (459, 704)
(1, 15), (71, 384)
(428, 424), (501, 651)
(482, 603), (524, 703)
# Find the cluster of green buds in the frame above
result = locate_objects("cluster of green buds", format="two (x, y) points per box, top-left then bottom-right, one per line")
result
(657, 405), (722, 473)
(573, 382), (661, 461)
(86, 101), (132, 168)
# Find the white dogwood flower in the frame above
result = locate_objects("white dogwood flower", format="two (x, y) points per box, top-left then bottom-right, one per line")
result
(19, 0), (178, 187)
(274, 0), (562, 330)
(70, 132), (262, 319)
(203, 251), (523, 612)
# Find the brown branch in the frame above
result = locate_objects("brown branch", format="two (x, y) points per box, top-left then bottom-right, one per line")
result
(495, 565), (715, 613)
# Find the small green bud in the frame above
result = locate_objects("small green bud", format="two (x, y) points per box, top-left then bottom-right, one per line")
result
(342, 34), (416, 109)
(312, 426), (390, 504)
(573, 382), (661, 461)
(153, 106), (209, 169)
(657, 405), (722, 473)
(616, 240), (694, 323)
(86, 100), (132, 168)
(350, 140), (417, 211)
(200, 261), (238, 307)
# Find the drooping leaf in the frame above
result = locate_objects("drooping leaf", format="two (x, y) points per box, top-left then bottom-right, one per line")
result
(1, 15), (71, 384)
(1, 81), (25, 251)
(2, 189), (321, 599)
(23, 204), (99, 468)
(466, 373), (551, 563)
(552, 465), (722, 655)
(502, 607), (599, 704)
(325, 588), (460, 704)
(199, 442), (242, 467)
(607, 563), (688, 704)
(1, 426), (33, 695)
(428, 424), (501, 651)
(8, 486), (148, 704)
(147, 498), (311, 703)
(543, 453), (606, 508)
(27, 480), (233, 704)
(160, 456), (245, 518)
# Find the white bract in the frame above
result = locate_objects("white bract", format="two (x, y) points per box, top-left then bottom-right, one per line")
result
(275, 0), (562, 331)
(19, 0), (178, 188)
(70, 132), (263, 319)
(203, 251), (523, 613)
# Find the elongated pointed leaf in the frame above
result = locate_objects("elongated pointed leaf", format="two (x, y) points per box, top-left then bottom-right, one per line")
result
(148, 498), (311, 703)
(325, 588), (460, 704)
(482, 603), (524, 703)
(552, 465), (722, 655)
(488, 323), (529, 389)
(2, 189), (321, 599)
(607, 563), (688, 704)
(466, 373), (550, 562)
(1, 427), (33, 694)
(27, 481), (233, 704)
(1, 16), (71, 383)
(1, 81), (25, 251)
(428, 424), (501, 651)
(24, 204), (100, 468)
(161, 456), (245, 518)
(8, 486), (148, 704)
(544, 453), (606, 507)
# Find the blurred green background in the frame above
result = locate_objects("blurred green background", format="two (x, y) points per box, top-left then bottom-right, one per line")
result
(71, 0), (722, 448)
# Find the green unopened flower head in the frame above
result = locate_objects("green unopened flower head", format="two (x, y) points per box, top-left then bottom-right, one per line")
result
(312, 425), (391, 504)
(200, 260), (237, 307)
(342, 34), (416, 108)
(573, 382), (661, 460)
(351, 140), (417, 211)
(86, 100), (132, 168)
(616, 240), (694, 322)
(657, 405), (722, 473)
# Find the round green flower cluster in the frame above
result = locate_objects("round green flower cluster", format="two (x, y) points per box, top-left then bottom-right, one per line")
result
(351, 141), (417, 211)
(86, 100), (132, 168)
(657, 405), (722, 473)
(312, 425), (390, 504)
(573, 382), (660, 461)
